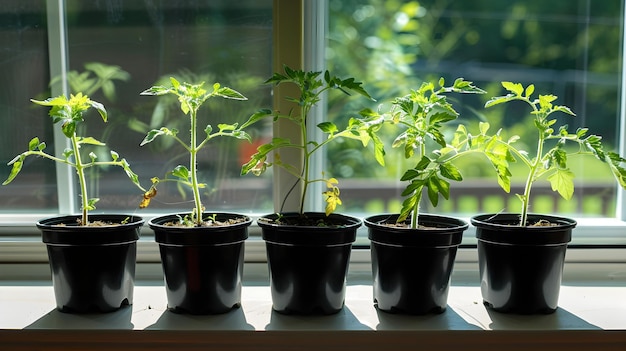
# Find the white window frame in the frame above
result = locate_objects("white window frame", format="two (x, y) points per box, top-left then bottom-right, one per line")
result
(1, 0), (626, 279)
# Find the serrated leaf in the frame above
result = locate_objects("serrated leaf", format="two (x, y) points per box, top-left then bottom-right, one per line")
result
(547, 168), (575, 200)
(400, 169), (420, 181)
(502, 81), (524, 96)
(439, 163), (463, 181)
(215, 86), (248, 100)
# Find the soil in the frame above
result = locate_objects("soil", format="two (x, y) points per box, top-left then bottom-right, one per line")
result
(161, 216), (249, 228)
(259, 214), (349, 227)
(54, 219), (128, 227)
(528, 219), (558, 227)
(378, 221), (440, 230)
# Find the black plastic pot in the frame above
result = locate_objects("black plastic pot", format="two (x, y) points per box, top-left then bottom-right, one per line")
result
(37, 214), (143, 313)
(365, 214), (467, 314)
(150, 213), (251, 314)
(258, 212), (360, 315)
(471, 213), (576, 314)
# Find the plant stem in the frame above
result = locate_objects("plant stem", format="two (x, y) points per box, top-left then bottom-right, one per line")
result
(189, 108), (203, 225)
(299, 103), (309, 215)
(519, 100), (543, 226)
(70, 135), (89, 225)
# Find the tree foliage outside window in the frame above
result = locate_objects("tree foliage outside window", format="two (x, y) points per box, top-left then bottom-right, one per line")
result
(326, 0), (622, 217)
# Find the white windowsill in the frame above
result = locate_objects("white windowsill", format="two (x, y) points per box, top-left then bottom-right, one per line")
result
(1, 283), (626, 331)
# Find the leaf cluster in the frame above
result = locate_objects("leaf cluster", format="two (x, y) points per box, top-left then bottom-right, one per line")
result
(3, 93), (143, 224)
(477, 81), (626, 225)
(241, 65), (380, 216)
(139, 77), (260, 226)
(368, 78), (485, 228)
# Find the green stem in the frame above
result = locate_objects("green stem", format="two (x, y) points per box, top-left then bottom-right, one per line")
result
(299, 104), (310, 215)
(411, 143), (427, 229)
(520, 135), (543, 226)
(70, 135), (89, 225)
(189, 109), (203, 225)
(520, 99), (544, 226)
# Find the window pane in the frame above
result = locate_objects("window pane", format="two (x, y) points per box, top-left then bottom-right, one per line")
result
(328, 0), (623, 219)
(0, 1), (54, 213)
(62, 0), (274, 215)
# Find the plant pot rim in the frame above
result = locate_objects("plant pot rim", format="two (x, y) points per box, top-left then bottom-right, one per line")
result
(258, 212), (360, 246)
(365, 213), (467, 247)
(257, 212), (362, 230)
(150, 213), (251, 246)
(148, 212), (252, 230)
(364, 213), (468, 232)
(471, 213), (577, 231)
(472, 213), (575, 246)
(37, 214), (143, 245)
(37, 214), (144, 229)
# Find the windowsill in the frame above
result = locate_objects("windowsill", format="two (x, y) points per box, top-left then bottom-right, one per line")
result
(1, 283), (626, 331)
(2, 252), (626, 350)
(1, 282), (626, 351)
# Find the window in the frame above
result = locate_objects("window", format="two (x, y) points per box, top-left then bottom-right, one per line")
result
(0, 0), (273, 217)
(1, 0), (626, 252)
(322, 0), (626, 245)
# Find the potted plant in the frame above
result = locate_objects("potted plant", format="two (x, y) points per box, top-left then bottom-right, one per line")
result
(240, 65), (382, 315)
(139, 77), (261, 314)
(468, 82), (626, 314)
(362, 78), (485, 314)
(3, 93), (145, 313)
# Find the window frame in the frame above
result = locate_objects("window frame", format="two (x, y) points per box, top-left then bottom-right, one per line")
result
(1, 0), (626, 277)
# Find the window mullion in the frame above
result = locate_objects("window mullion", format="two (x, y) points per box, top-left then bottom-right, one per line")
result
(303, 0), (328, 212)
(45, 0), (75, 215)
(618, 0), (626, 221)
(271, 0), (304, 213)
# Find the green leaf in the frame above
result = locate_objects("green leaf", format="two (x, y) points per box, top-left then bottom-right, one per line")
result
(140, 129), (167, 146)
(608, 152), (626, 189)
(547, 168), (575, 200)
(89, 100), (107, 122)
(86, 198), (99, 211)
(398, 193), (419, 223)
(140, 85), (171, 96)
(171, 165), (190, 181)
(439, 163), (463, 181)
(61, 120), (76, 138)
(502, 81), (524, 96)
(317, 122), (339, 134)
(239, 109), (273, 130)
(215, 86), (248, 100)
(3, 155), (25, 185)
(400, 169), (420, 181)
(79, 137), (105, 146)
(28, 137), (41, 151)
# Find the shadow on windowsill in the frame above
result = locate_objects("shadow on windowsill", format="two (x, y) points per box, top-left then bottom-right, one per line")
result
(265, 306), (372, 330)
(485, 306), (601, 330)
(25, 306), (134, 330)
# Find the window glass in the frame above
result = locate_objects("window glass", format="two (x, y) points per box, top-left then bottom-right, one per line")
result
(0, 1), (274, 216)
(328, 0), (623, 219)
(0, 1), (54, 213)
